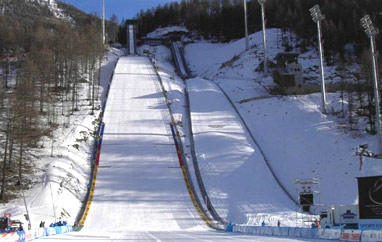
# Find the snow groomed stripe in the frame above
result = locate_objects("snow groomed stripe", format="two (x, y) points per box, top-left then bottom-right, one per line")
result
(183, 85), (228, 226)
(169, 123), (217, 229)
(78, 122), (105, 226)
(170, 41), (227, 227)
(213, 82), (298, 205)
(151, 59), (223, 230)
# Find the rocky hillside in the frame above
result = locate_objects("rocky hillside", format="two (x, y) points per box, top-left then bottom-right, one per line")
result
(0, 0), (55, 19)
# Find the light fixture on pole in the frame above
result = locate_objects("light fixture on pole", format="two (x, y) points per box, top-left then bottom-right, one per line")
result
(310, 4), (327, 114)
(102, 0), (105, 45)
(243, 0), (249, 50)
(361, 15), (382, 157)
(22, 191), (32, 230)
(50, 183), (57, 223)
(258, 0), (267, 73)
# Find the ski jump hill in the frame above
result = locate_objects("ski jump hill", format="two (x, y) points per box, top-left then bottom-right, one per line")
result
(32, 56), (265, 241)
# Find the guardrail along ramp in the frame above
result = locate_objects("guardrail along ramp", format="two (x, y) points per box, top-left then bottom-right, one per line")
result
(82, 56), (207, 234)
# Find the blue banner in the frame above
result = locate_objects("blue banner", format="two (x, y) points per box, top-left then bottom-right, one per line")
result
(17, 231), (25, 242)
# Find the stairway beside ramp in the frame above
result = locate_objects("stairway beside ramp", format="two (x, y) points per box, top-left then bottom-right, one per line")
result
(171, 41), (190, 78)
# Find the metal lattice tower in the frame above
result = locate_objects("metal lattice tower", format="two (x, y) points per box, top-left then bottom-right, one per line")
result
(258, 0), (267, 74)
(309, 4), (327, 114)
(361, 15), (382, 156)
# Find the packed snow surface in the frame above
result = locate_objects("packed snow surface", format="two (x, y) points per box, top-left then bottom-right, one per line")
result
(34, 55), (329, 242)
(81, 56), (205, 233)
(184, 28), (382, 221)
(187, 77), (298, 225)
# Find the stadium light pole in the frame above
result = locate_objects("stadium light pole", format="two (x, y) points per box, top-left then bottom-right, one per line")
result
(102, 0), (106, 45)
(50, 183), (57, 223)
(361, 15), (382, 156)
(243, 0), (249, 50)
(22, 191), (32, 230)
(310, 4), (327, 114)
(258, 0), (267, 73)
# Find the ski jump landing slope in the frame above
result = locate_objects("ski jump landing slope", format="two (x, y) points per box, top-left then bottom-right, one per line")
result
(35, 56), (278, 241)
(187, 77), (296, 225)
(82, 56), (205, 234)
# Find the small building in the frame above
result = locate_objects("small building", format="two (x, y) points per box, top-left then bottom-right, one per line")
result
(273, 52), (303, 88)
(140, 38), (165, 46)
(162, 30), (188, 41)
(141, 27), (189, 47)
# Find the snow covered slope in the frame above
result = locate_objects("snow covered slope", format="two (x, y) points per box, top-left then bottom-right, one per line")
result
(187, 77), (298, 226)
(0, 48), (122, 228)
(185, 28), (360, 85)
(34, 55), (328, 242)
(185, 30), (281, 80)
(184, 29), (382, 218)
(80, 56), (206, 233)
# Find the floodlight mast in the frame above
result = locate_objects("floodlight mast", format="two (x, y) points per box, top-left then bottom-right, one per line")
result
(310, 4), (327, 114)
(258, 0), (267, 74)
(244, 0), (249, 50)
(102, 0), (105, 45)
(361, 15), (382, 157)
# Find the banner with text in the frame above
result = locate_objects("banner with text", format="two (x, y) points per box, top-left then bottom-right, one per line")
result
(358, 176), (382, 219)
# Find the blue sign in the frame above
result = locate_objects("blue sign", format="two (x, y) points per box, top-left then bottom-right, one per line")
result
(359, 219), (382, 230)
(342, 211), (356, 219)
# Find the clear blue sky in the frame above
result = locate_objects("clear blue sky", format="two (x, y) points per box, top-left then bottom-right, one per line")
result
(59, 0), (180, 22)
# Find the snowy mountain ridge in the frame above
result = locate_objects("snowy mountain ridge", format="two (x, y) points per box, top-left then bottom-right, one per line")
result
(26, 0), (57, 7)
(0, 0), (70, 21)
(27, 0), (70, 20)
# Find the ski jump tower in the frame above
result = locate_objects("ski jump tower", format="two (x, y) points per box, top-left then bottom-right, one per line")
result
(126, 20), (138, 55)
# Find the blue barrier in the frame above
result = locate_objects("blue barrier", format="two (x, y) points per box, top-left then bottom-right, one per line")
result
(232, 225), (319, 240)
(292, 227), (301, 237)
(280, 227), (290, 236)
(225, 223), (233, 232)
(17, 231), (25, 242)
(273, 227), (290, 236)
(300, 227), (318, 238)
(233, 225), (382, 241)
(98, 123), (105, 149)
(1, 226), (72, 242)
(54, 226), (62, 235)
(46, 227), (57, 236)
(17, 225), (73, 242)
